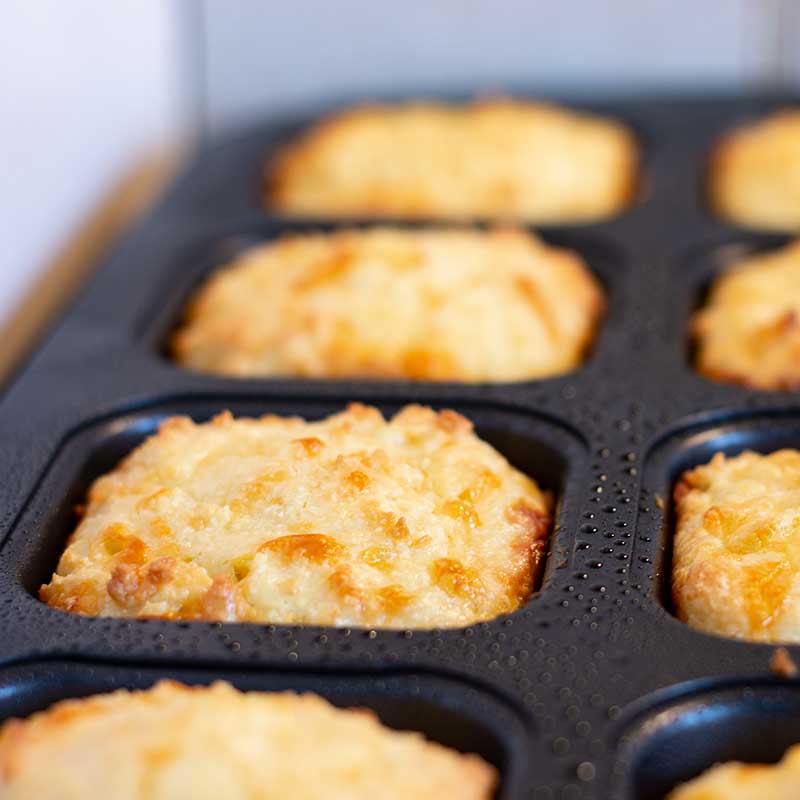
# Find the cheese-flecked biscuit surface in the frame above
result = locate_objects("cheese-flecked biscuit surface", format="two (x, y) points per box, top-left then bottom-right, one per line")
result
(668, 744), (800, 800)
(172, 227), (604, 382)
(692, 240), (800, 390)
(673, 449), (800, 642)
(267, 100), (637, 222)
(0, 680), (497, 800)
(41, 404), (551, 627)
(710, 109), (800, 230)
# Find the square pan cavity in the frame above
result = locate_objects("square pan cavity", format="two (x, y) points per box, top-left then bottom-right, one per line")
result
(700, 97), (800, 230)
(133, 219), (627, 391)
(615, 678), (800, 800)
(0, 660), (531, 800)
(169, 94), (656, 221)
(678, 235), (794, 389)
(0, 397), (586, 667)
(634, 413), (800, 648)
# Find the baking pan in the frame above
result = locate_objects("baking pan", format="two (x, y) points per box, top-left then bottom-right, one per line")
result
(1, 93), (800, 798)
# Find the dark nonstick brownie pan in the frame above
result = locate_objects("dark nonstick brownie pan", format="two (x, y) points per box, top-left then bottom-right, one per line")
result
(2, 93), (800, 798)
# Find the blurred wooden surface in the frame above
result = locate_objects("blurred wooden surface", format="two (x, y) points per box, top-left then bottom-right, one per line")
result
(0, 150), (180, 383)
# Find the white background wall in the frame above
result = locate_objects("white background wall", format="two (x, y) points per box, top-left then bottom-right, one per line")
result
(0, 0), (190, 326)
(2, 0), (800, 332)
(200, 0), (799, 128)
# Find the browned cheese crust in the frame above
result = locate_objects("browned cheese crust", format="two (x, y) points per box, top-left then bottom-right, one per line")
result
(172, 226), (604, 382)
(0, 680), (497, 799)
(709, 109), (800, 230)
(673, 449), (800, 642)
(267, 99), (638, 222)
(41, 403), (552, 628)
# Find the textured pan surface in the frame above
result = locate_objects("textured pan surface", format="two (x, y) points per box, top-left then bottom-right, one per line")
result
(1, 94), (800, 799)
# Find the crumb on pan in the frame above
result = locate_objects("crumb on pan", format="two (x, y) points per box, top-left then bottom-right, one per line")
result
(171, 226), (604, 383)
(667, 743), (800, 799)
(0, 680), (497, 799)
(266, 99), (638, 222)
(709, 108), (800, 231)
(770, 647), (798, 677)
(40, 403), (552, 628)
(692, 239), (800, 391)
(673, 449), (800, 643)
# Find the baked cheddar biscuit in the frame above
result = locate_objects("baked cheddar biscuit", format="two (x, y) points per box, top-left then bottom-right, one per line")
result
(41, 403), (552, 627)
(0, 680), (496, 799)
(267, 100), (637, 221)
(172, 227), (604, 382)
(692, 240), (800, 390)
(673, 449), (800, 642)
(710, 109), (800, 230)
(669, 744), (800, 800)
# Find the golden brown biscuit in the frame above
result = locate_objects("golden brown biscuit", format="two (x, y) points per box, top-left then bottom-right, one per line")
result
(668, 744), (800, 800)
(710, 109), (800, 230)
(267, 100), (637, 222)
(0, 680), (496, 799)
(41, 403), (552, 627)
(172, 227), (604, 382)
(673, 449), (800, 642)
(692, 240), (800, 390)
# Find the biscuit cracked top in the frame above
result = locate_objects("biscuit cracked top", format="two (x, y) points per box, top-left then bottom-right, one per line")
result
(267, 99), (637, 222)
(41, 403), (552, 628)
(172, 227), (604, 382)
